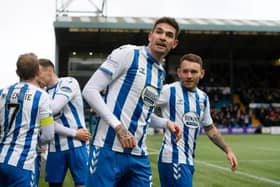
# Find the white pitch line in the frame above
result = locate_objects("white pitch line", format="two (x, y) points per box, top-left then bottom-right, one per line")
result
(251, 147), (280, 152)
(197, 160), (280, 186)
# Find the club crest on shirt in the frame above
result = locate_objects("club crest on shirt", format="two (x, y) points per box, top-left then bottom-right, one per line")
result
(141, 85), (159, 107)
(182, 112), (200, 128)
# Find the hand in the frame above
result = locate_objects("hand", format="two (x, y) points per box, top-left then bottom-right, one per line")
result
(227, 150), (238, 172)
(38, 146), (45, 155)
(167, 121), (182, 143)
(75, 128), (92, 142)
(115, 124), (136, 149)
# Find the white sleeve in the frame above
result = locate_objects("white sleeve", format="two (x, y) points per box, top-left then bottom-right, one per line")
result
(55, 123), (76, 137)
(50, 95), (68, 115)
(201, 95), (214, 127)
(83, 69), (121, 129)
(40, 125), (55, 145)
(98, 45), (133, 79)
(51, 78), (79, 114)
(150, 113), (168, 128)
(156, 84), (170, 107)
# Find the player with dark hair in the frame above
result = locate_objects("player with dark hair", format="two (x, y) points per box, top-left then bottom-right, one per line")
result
(0, 53), (55, 187)
(157, 53), (238, 187)
(82, 17), (182, 187)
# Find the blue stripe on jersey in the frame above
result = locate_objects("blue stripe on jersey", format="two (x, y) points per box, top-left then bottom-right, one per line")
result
(182, 86), (190, 165)
(17, 90), (41, 168)
(3, 84), (16, 136)
(99, 67), (113, 76)
(203, 93), (208, 112)
(192, 90), (201, 159)
(104, 49), (140, 148)
(195, 91), (201, 116)
(59, 114), (74, 149)
(128, 56), (153, 154)
(0, 85), (14, 154)
(54, 135), (61, 152)
(140, 64), (164, 155)
(4, 84), (28, 164)
(170, 86), (179, 163)
(68, 101), (86, 146)
(0, 85), (15, 154)
(68, 101), (83, 129)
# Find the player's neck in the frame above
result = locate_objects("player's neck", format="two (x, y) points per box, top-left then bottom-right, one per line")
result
(22, 78), (39, 87)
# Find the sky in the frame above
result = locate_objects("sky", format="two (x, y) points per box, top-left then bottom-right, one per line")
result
(0, 0), (279, 87)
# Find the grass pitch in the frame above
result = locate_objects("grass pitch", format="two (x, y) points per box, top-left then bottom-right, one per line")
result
(39, 134), (280, 187)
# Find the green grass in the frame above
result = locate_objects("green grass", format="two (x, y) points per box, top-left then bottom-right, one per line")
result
(148, 134), (280, 187)
(39, 134), (280, 187)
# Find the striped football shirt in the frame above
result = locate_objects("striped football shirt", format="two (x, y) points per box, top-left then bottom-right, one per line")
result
(92, 45), (166, 156)
(158, 82), (213, 165)
(0, 82), (53, 171)
(46, 77), (86, 152)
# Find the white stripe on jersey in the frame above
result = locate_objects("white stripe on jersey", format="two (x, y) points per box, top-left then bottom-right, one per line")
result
(46, 77), (86, 152)
(0, 82), (52, 171)
(158, 82), (213, 165)
(93, 45), (165, 156)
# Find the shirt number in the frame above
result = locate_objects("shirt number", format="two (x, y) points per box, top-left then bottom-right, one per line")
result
(6, 103), (20, 132)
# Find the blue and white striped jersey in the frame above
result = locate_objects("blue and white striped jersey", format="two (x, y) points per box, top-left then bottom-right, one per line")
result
(0, 82), (53, 171)
(93, 45), (166, 156)
(46, 77), (86, 152)
(158, 82), (213, 165)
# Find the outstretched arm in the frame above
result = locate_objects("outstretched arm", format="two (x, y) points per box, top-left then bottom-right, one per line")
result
(204, 124), (238, 172)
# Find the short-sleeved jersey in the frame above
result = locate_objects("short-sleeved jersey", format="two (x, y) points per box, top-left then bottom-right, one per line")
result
(93, 45), (166, 156)
(46, 77), (86, 152)
(158, 82), (213, 165)
(0, 82), (52, 171)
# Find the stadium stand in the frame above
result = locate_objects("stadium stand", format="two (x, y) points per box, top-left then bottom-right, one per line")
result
(53, 5), (280, 132)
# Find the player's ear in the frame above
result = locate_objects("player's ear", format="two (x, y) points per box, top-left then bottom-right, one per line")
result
(172, 39), (179, 49)
(200, 69), (205, 79)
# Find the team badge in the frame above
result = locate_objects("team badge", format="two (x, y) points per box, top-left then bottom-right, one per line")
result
(182, 112), (200, 128)
(141, 85), (159, 107)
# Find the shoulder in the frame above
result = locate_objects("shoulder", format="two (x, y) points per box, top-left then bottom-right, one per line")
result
(59, 77), (79, 85)
(161, 83), (175, 94)
(168, 81), (181, 90)
(110, 44), (139, 57)
(196, 87), (209, 98)
(28, 85), (50, 100)
(58, 77), (80, 91)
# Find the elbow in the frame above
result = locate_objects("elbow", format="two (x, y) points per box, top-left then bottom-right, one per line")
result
(40, 133), (54, 145)
(45, 133), (54, 142)
(51, 106), (60, 115)
(82, 87), (90, 101)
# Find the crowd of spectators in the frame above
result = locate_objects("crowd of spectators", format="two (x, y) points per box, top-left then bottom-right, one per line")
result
(210, 104), (252, 128)
(197, 63), (280, 128)
(200, 86), (280, 127)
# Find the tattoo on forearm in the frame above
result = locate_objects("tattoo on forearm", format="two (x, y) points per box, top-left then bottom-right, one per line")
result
(209, 133), (227, 152)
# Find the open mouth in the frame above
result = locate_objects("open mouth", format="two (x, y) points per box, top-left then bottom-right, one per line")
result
(156, 42), (166, 48)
